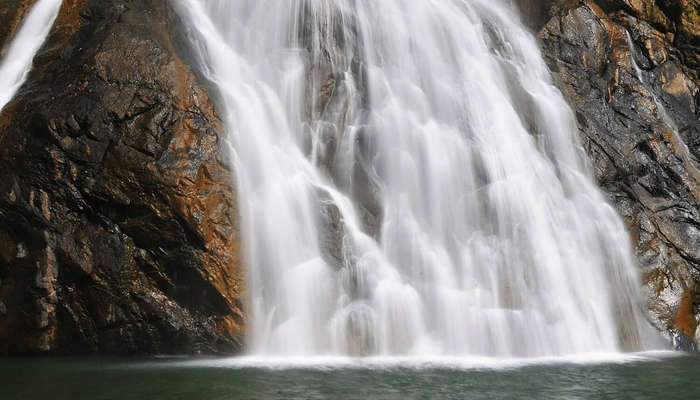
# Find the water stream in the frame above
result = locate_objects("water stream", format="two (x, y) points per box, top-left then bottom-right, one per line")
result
(0, 0), (62, 110)
(176, 0), (661, 357)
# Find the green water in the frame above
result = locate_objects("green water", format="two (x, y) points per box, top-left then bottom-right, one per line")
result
(1, 353), (698, 399)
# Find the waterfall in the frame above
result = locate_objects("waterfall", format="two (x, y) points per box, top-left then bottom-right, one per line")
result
(0, 0), (62, 110)
(176, 0), (660, 357)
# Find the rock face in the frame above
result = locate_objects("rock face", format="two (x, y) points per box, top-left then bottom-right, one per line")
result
(0, 0), (244, 355)
(537, 0), (700, 349)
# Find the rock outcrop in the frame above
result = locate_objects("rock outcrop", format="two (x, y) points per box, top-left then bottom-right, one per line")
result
(536, 0), (700, 349)
(0, 0), (244, 355)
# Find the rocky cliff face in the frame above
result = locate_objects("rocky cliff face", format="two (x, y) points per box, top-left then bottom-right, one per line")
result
(1, 0), (698, 355)
(533, 0), (699, 349)
(0, 0), (244, 355)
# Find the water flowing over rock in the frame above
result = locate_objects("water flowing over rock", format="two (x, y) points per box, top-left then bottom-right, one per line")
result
(176, 0), (661, 356)
(0, 0), (61, 109)
(1, 0), (696, 356)
(0, 0), (244, 355)
(0, 0), (37, 51)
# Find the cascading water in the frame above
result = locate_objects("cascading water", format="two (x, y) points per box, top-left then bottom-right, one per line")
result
(0, 0), (63, 110)
(176, 0), (660, 357)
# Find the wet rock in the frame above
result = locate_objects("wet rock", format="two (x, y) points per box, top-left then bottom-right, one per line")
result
(318, 195), (347, 270)
(0, 0), (243, 355)
(540, 0), (700, 347)
(515, 0), (578, 32)
(674, 289), (699, 345)
(672, 329), (698, 352)
(297, 6), (382, 239)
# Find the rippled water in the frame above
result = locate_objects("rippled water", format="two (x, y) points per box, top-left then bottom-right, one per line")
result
(2, 353), (698, 399)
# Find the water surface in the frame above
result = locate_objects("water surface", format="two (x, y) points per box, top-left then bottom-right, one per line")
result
(2, 352), (698, 399)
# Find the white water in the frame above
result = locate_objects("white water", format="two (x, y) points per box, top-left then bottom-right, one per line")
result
(176, 0), (660, 357)
(168, 350), (680, 371)
(0, 0), (62, 110)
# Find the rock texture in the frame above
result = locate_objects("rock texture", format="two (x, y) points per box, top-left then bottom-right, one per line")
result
(536, 0), (700, 349)
(0, 0), (244, 355)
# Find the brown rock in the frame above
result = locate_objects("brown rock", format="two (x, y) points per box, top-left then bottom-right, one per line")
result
(674, 288), (699, 339)
(0, 0), (244, 355)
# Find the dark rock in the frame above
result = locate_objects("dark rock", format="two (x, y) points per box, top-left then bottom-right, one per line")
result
(318, 194), (347, 270)
(0, 0), (244, 355)
(540, 0), (700, 347)
(514, 0), (578, 32)
(672, 329), (698, 352)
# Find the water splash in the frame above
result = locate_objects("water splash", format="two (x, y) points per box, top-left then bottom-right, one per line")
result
(176, 0), (660, 357)
(0, 0), (63, 110)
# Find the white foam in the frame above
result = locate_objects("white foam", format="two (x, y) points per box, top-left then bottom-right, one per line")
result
(162, 351), (681, 371)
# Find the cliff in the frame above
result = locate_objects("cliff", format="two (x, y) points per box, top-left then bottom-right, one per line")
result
(0, 0), (244, 355)
(533, 0), (699, 349)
